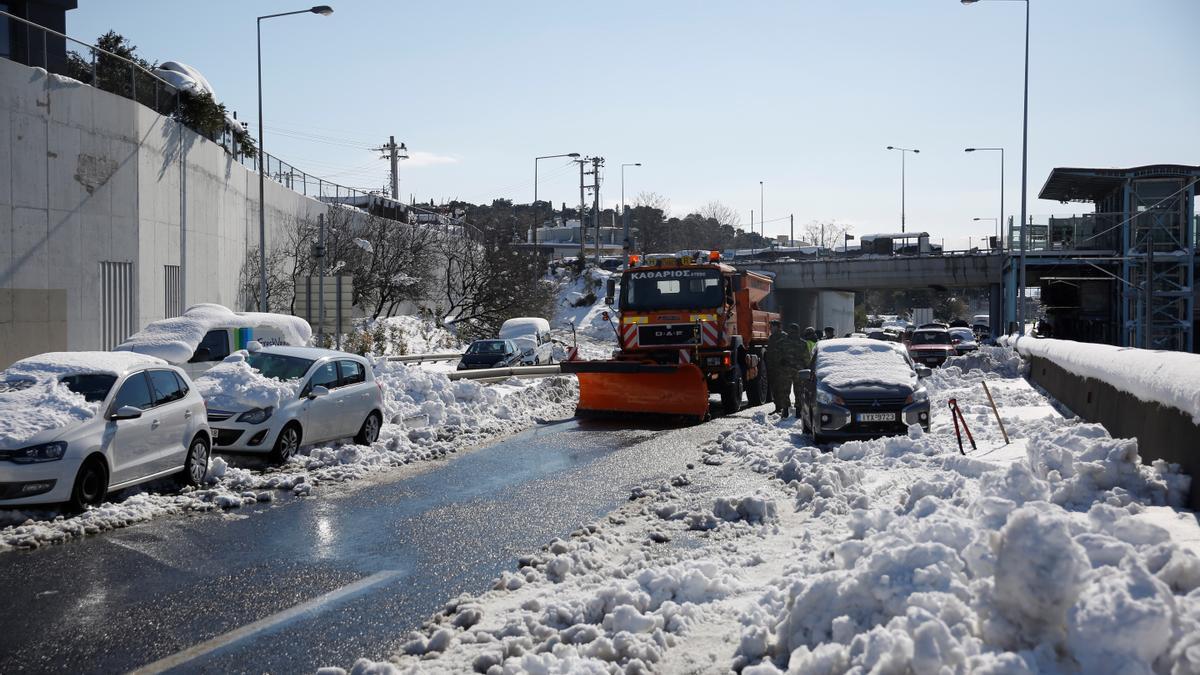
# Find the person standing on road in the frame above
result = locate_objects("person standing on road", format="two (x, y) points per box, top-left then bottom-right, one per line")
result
(765, 320), (791, 415)
(786, 322), (813, 418)
(803, 326), (818, 352)
(822, 326), (836, 341)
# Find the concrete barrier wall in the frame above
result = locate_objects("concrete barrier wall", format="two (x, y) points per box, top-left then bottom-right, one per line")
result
(1026, 355), (1200, 509)
(0, 59), (334, 367)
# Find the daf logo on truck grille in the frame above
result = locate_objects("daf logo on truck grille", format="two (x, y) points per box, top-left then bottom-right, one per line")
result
(638, 324), (697, 346)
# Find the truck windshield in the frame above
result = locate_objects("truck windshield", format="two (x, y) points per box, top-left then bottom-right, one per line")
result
(620, 268), (723, 311)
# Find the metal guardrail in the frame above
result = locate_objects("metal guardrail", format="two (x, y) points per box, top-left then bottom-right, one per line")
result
(1, 9), (180, 117)
(383, 352), (463, 364)
(448, 365), (562, 383)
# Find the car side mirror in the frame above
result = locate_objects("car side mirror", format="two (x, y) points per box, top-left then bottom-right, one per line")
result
(604, 278), (617, 305)
(111, 405), (143, 420)
(916, 366), (932, 379)
(308, 385), (330, 399)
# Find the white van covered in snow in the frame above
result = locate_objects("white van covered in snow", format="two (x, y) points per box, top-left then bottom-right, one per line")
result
(498, 317), (554, 365)
(115, 304), (313, 378)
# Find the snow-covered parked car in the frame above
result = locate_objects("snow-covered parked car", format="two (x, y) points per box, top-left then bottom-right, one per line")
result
(196, 347), (384, 464)
(948, 327), (979, 355)
(456, 339), (522, 371)
(0, 352), (211, 510)
(796, 339), (931, 444)
(498, 317), (554, 365)
(116, 303), (312, 378)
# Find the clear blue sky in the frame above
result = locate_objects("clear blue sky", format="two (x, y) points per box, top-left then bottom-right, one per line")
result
(68, 0), (1199, 249)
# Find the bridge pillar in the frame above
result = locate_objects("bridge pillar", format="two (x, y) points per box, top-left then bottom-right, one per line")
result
(989, 283), (1003, 338)
(773, 289), (855, 336)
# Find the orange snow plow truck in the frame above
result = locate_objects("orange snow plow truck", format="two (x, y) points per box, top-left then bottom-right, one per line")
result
(560, 252), (780, 421)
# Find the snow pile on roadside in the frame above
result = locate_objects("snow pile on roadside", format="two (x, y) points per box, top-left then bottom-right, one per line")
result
(116, 303), (311, 364)
(0, 374), (577, 552)
(356, 314), (462, 356)
(945, 344), (1024, 378)
(553, 266), (617, 341)
(0, 351), (163, 446)
(332, 353), (1199, 674)
(193, 353), (302, 412)
(1011, 336), (1200, 424)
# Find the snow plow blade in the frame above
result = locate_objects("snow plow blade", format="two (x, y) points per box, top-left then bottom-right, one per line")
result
(560, 361), (710, 418)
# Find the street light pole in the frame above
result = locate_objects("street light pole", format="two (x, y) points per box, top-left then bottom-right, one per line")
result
(965, 147), (1005, 250)
(963, 0), (1029, 334)
(621, 162), (641, 251)
(759, 181), (764, 238)
(256, 5), (333, 312)
(534, 152), (580, 246)
(973, 218), (999, 248)
(886, 146), (919, 233)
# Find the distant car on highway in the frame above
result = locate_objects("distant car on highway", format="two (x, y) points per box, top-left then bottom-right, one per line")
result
(0, 352), (210, 510)
(867, 330), (900, 343)
(948, 327), (979, 355)
(907, 328), (957, 367)
(198, 347), (384, 464)
(796, 339), (931, 444)
(456, 339), (522, 371)
(917, 322), (949, 330)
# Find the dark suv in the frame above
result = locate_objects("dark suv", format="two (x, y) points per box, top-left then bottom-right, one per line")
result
(797, 339), (932, 444)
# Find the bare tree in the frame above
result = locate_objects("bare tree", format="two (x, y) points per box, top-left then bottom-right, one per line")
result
(697, 201), (741, 227)
(800, 219), (853, 249)
(634, 191), (671, 214)
(353, 215), (440, 319)
(238, 245), (295, 313)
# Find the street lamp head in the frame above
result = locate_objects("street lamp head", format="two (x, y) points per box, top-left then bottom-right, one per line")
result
(886, 145), (895, 150)
(912, 149), (920, 154)
(310, 5), (334, 15)
(568, 153), (580, 158)
(973, 217), (982, 221)
(965, 147), (976, 152)
(961, 0), (980, 5)
(635, 163), (642, 167)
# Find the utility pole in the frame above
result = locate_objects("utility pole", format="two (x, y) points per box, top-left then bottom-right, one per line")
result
(790, 214), (794, 247)
(577, 159), (587, 260)
(371, 136), (408, 199)
(590, 156), (604, 263)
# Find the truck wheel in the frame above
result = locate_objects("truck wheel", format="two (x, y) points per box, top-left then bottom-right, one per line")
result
(720, 371), (743, 415)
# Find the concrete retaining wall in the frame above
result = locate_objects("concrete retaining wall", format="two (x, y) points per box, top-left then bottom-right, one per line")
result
(0, 58), (334, 367)
(1026, 355), (1200, 509)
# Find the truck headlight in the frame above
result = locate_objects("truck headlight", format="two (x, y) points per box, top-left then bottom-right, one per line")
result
(237, 407), (274, 424)
(0, 441), (67, 464)
(907, 388), (928, 404)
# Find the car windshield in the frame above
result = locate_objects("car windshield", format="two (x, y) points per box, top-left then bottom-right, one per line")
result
(246, 352), (316, 381)
(61, 373), (119, 403)
(467, 340), (510, 355)
(949, 329), (974, 341)
(910, 331), (950, 345)
(620, 268), (723, 311)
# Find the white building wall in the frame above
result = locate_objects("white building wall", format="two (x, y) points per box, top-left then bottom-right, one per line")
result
(0, 58), (332, 367)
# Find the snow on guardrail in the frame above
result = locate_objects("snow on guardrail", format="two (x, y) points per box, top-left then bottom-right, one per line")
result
(448, 365), (561, 383)
(383, 352), (463, 363)
(1006, 335), (1200, 424)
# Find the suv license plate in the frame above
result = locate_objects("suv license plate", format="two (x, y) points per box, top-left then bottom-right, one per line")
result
(856, 412), (896, 422)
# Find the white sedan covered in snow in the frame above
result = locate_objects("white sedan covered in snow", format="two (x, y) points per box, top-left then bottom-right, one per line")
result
(0, 352), (211, 510)
(196, 347), (385, 464)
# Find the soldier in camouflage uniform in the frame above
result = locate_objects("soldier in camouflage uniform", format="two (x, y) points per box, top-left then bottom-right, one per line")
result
(764, 320), (792, 414)
(786, 323), (814, 417)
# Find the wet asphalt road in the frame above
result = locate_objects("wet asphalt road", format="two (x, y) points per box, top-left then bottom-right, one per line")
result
(0, 408), (762, 674)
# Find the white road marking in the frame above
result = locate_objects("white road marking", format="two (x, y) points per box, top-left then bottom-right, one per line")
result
(128, 569), (401, 674)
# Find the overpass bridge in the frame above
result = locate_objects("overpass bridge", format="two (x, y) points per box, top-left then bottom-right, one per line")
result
(737, 252), (1008, 335)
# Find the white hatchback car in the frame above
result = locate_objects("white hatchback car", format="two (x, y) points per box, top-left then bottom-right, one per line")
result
(0, 352), (211, 510)
(199, 347), (385, 464)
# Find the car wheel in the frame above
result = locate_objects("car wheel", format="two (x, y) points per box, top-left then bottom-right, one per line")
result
(354, 411), (382, 445)
(176, 434), (210, 487)
(68, 457), (108, 512)
(270, 424), (302, 465)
